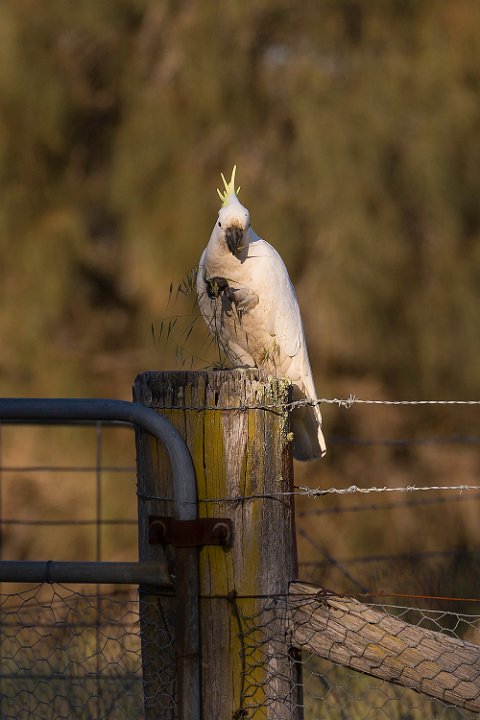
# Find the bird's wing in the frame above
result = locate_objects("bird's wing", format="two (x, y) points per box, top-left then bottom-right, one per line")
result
(250, 240), (302, 358)
(249, 239), (318, 395)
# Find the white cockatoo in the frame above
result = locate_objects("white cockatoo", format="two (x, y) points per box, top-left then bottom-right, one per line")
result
(196, 166), (326, 461)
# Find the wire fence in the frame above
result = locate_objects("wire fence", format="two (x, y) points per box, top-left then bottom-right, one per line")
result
(239, 590), (480, 719)
(0, 396), (479, 717)
(0, 421), (144, 719)
(0, 422), (138, 565)
(0, 583), (181, 720)
(0, 584), (148, 720)
(1, 582), (480, 719)
(128, 396), (480, 411)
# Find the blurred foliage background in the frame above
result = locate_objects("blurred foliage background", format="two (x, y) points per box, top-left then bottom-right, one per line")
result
(1, 0), (480, 598)
(2, 0), (480, 399)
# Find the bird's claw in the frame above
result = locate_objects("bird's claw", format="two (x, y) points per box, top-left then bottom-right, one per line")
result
(205, 275), (229, 300)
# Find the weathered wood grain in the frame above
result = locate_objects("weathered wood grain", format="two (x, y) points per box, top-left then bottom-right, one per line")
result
(135, 369), (302, 720)
(288, 581), (480, 712)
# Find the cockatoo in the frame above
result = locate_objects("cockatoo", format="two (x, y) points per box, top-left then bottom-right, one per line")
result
(196, 166), (326, 461)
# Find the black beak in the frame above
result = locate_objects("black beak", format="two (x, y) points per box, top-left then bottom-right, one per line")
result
(225, 226), (244, 255)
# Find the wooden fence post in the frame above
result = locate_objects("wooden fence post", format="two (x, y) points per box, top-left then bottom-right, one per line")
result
(134, 369), (303, 720)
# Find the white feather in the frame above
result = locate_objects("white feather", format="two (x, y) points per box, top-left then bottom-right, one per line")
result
(197, 184), (326, 460)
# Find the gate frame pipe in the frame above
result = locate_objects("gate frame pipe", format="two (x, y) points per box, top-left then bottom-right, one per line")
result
(0, 397), (199, 720)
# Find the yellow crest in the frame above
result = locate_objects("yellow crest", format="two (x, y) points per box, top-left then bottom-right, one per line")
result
(217, 165), (241, 206)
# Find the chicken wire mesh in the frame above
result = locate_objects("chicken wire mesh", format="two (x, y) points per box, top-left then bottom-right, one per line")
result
(0, 420), (151, 719)
(302, 658), (478, 720)
(0, 583), (177, 720)
(1, 582), (480, 720)
(0, 400), (480, 718)
(234, 591), (480, 720)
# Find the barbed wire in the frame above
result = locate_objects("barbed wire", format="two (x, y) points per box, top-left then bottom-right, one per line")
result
(146, 395), (480, 412)
(296, 483), (480, 498)
(329, 396), (480, 408)
(136, 482), (480, 506)
(1, 405), (479, 718)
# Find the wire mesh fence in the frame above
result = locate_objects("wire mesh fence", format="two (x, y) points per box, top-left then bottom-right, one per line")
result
(0, 583), (177, 720)
(2, 582), (480, 720)
(197, 588), (480, 719)
(303, 657), (478, 720)
(0, 420), (148, 719)
(0, 421), (138, 565)
(0, 393), (479, 718)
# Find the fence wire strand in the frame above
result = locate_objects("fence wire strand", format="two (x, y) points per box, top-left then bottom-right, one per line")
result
(139, 395), (480, 412)
(234, 589), (480, 719)
(1, 582), (480, 719)
(0, 584), (175, 719)
(1, 401), (480, 718)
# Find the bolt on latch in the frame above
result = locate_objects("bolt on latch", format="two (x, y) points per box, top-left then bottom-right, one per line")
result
(148, 516), (233, 548)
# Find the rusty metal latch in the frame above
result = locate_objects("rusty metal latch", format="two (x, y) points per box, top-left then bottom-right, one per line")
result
(149, 516), (233, 548)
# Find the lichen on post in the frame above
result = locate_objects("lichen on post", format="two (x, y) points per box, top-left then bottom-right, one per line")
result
(134, 368), (303, 720)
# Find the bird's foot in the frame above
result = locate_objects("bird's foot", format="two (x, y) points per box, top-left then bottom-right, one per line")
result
(205, 276), (229, 300)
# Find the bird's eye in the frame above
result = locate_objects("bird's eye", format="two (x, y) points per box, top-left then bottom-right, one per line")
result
(218, 221), (222, 228)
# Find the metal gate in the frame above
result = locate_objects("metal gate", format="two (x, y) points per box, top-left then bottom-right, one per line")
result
(0, 398), (199, 720)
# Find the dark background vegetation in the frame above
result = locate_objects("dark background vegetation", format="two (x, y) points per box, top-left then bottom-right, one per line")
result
(1, 0), (480, 598)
